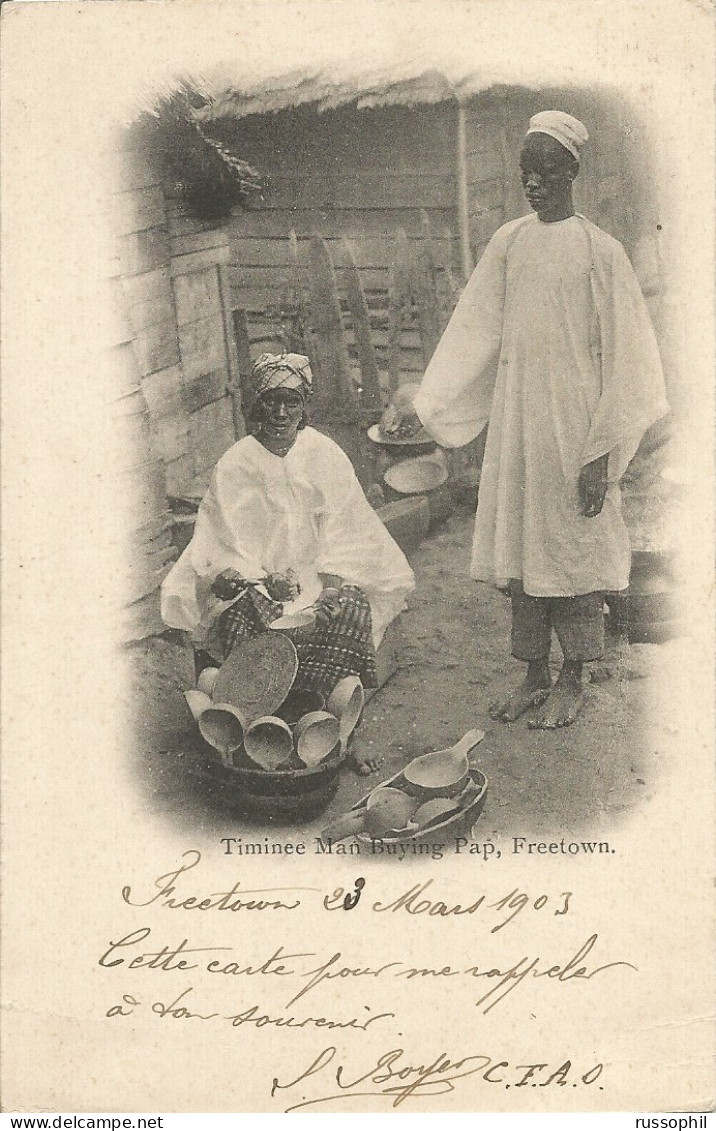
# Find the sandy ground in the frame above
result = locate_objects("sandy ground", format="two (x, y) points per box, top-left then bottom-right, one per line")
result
(123, 502), (666, 844)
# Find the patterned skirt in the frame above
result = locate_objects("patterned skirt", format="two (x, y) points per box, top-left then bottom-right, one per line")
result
(205, 584), (377, 698)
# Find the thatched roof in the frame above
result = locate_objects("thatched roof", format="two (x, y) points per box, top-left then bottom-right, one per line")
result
(114, 3), (670, 134)
(192, 65), (461, 120)
(188, 59), (571, 124)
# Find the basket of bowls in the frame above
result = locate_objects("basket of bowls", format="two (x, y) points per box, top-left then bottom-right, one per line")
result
(184, 627), (365, 821)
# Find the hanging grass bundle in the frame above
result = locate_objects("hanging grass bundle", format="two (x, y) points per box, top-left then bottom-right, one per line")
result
(140, 87), (267, 224)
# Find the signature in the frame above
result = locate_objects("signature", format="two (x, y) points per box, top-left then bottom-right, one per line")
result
(271, 1046), (492, 1110)
(270, 1046), (606, 1111)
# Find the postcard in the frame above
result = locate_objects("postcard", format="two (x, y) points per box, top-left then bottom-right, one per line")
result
(1, 0), (714, 1116)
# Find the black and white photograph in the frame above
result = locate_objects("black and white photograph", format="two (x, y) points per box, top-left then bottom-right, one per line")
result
(1, 0), (714, 1118)
(119, 63), (680, 844)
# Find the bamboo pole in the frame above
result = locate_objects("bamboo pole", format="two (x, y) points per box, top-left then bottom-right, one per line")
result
(456, 102), (473, 283)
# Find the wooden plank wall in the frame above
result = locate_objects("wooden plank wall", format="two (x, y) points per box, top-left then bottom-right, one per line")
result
(462, 97), (509, 261)
(223, 91), (661, 395)
(107, 136), (176, 642)
(107, 127), (245, 639)
(111, 126), (242, 505)
(222, 104), (460, 390)
(164, 185), (240, 495)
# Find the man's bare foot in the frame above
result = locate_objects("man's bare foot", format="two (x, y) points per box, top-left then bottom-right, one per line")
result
(489, 661), (552, 722)
(529, 665), (585, 729)
(588, 634), (627, 684)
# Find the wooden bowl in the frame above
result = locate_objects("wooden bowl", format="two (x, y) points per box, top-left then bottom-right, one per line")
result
(184, 689), (212, 721)
(197, 703), (248, 764)
(212, 634), (298, 719)
(269, 609), (317, 632)
(243, 715), (294, 770)
(294, 711), (341, 767)
(196, 667), (220, 696)
(363, 787), (417, 837)
(352, 766), (488, 845)
(397, 729), (483, 802)
(327, 676), (364, 750)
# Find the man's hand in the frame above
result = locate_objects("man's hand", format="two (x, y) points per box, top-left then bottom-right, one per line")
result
(578, 454), (609, 517)
(380, 402), (423, 439)
(211, 568), (245, 600)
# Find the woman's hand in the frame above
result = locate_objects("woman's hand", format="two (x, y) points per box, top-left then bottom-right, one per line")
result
(265, 569), (301, 603)
(314, 587), (342, 626)
(211, 568), (245, 600)
(578, 454), (609, 517)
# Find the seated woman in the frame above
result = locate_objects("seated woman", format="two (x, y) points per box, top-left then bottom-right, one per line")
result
(160, 352), (415, 771)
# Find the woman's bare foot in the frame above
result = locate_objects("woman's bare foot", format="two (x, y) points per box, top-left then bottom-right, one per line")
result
(489, 660), (552, 722)
(349, 746), (381, 776)
(529, 663), (585, 729)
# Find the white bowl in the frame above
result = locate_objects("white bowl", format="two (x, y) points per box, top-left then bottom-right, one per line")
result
(384, 457), (448, 495)
(269, 610), (317, 632)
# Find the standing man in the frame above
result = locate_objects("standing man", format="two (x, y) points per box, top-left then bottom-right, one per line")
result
(393, 110), (669, 728)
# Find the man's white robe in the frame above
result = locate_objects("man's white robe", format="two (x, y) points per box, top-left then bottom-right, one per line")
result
(414, 214), (670, 597)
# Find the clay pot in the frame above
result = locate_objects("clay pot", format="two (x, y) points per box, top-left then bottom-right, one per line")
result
(294, 711), (341, 768)
(327, 676), (364, 751)
(618, 551), (682, 644)
(198, 704), (248, 766)
(243, 716), (294, 771)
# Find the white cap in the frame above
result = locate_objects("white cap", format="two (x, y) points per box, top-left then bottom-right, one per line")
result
(526, 111), (589, 161)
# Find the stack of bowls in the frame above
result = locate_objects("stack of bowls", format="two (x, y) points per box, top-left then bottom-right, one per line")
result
(185, 635), (365, 820)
